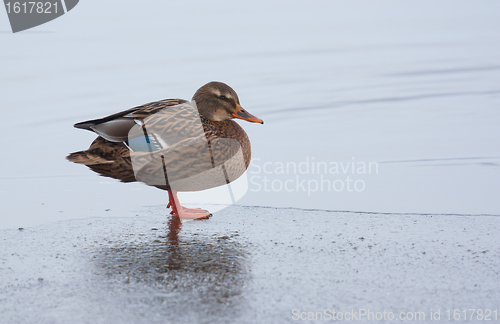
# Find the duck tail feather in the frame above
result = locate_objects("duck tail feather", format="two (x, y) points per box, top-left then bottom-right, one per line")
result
(66, 151), (112, 165)
(74, 121), (96, 131)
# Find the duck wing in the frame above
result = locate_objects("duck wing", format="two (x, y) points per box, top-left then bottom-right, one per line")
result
(67, 132), (244, 191)
(73, 99), (189, 142)
(132, 134), (244, 190)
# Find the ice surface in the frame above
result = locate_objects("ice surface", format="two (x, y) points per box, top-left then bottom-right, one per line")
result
(1, 2), (500, 321)
(0, 207), (498, 323)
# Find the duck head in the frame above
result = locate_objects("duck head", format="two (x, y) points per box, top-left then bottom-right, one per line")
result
(192, 81), (264, 124)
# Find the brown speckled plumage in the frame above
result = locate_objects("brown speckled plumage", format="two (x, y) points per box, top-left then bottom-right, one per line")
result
(67, 82), (260, 193)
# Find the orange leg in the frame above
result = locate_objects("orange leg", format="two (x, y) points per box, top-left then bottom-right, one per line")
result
(167, 189), (212, 220)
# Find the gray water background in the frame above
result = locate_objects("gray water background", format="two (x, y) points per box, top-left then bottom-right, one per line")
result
(0, 1), (499, 228)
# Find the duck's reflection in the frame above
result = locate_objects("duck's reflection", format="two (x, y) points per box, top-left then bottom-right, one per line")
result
(93, 216), (250, 321)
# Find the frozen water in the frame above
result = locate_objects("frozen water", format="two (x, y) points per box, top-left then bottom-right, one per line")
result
(1, 1), (499, 322)
(0, 207), (498, 323)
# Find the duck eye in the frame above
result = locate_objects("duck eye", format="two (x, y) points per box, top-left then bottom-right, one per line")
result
(219, 95), (227, 100)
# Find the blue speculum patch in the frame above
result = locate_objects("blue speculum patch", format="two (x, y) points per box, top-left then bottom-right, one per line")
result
(126, 134), (161, 152)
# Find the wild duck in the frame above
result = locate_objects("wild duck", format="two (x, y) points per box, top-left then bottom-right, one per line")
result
(67, 81), (263, 219)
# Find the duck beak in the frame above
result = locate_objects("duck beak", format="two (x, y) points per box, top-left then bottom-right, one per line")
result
(231, 104), (264, 124)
